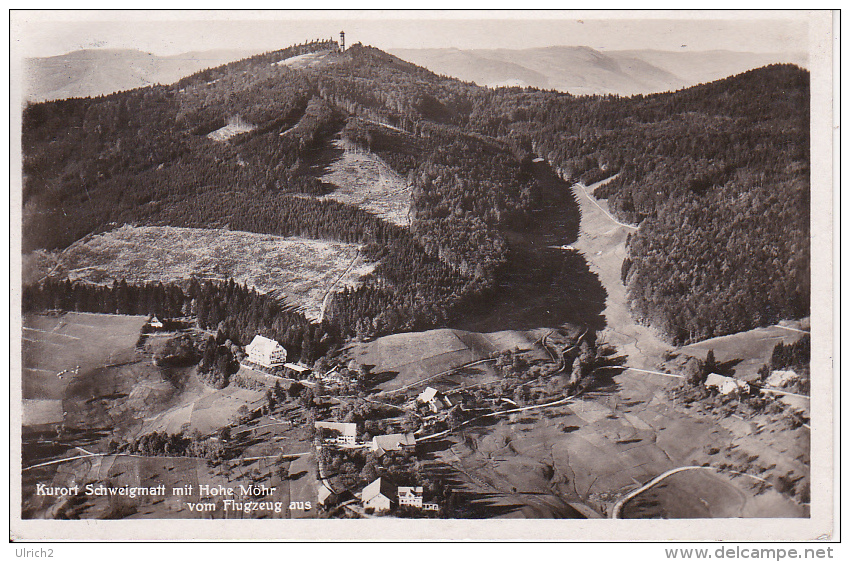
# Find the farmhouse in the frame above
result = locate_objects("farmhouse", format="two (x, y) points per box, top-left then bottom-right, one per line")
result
(397, 486), (423, 508)
(417, 387), (452, 413)
(370, 433), (416, 455)
(148, 316), (164, 329)
(765, 369), (800, 389)
(362, 477), (396, 512)
(704, 373), (750, 396)
(315, 421), (358, 444)
(245, 335), (287, 368)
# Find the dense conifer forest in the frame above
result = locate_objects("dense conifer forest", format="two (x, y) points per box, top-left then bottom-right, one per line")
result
(22, 42), (810, 344)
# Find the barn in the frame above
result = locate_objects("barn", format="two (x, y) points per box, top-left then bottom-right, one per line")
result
(362, 477), (396, 512)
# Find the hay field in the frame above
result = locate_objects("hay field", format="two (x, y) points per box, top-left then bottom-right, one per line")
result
(48, 225), (375, 320)
(318, 139), (412, 227)
(22, 399), (64, 425)
(674, 319), (810, 381)
(619, 468), (802, 519)
(22, 312), (148, 405)
(138, 372), (265, 437)
(348, 327), (548, 392)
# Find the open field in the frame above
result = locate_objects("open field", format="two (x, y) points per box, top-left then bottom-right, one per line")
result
(430, 368), (808, 518)
(22, 399), (64, 425)
(23, 312), (266, 438)
(23, 312), (148, 405)
(29, 225), (374, 320)
(139, 379), (266, 437)
(619, 467), (801, 519)
(348, 327), (549, 392)
(673, 319), (810, 381)
(316, 139), (412, 227)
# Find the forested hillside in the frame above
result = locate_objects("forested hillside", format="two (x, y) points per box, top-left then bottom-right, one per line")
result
(21, 42), (809, 345)
(490, 66), (810, 343)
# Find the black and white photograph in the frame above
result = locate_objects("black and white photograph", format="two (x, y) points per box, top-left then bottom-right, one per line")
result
(9, 9), (836, 542)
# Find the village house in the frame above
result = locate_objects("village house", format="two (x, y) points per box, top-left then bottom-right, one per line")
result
(397, 486), (424, 508)
(362, 477), (396, 512)
(148, 316), (164, 330)
(416, 387), (452, 413)
(317, 483), (337, 507)
(245, 335), (287, 368)
(370, 433), (416, 455)
(704, 373), (750, 396)
(315, 421), (358, 445)
(765, 369), (800, 389)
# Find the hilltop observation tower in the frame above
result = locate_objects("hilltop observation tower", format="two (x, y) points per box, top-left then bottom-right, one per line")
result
(339, 30), (345, 52)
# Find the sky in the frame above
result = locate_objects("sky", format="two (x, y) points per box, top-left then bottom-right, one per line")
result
(13, 10), (810, 59)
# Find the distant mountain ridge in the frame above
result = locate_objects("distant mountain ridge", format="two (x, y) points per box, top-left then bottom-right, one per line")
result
(387, 46), (808, 96)
(25, 45), (809, 103)
(24, 48), (257, 101)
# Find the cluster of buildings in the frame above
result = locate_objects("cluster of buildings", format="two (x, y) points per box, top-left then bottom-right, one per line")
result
(361, 477), (439, 512)
(313, 421), (439, 515)
(313, 420), (417, 456)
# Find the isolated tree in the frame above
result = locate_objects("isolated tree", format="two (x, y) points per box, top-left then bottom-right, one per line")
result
(704, 349), (718, 376)
(273, 380), (285, 402)
(200, 336), (217, 372)
(683, 356), (707, 387)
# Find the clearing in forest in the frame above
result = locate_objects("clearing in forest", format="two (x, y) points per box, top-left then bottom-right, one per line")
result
(207, 116), (256, 142)
(38, 225), (375, 321)
(317, 139), (412, 227)
(273, 50), (332, 69)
